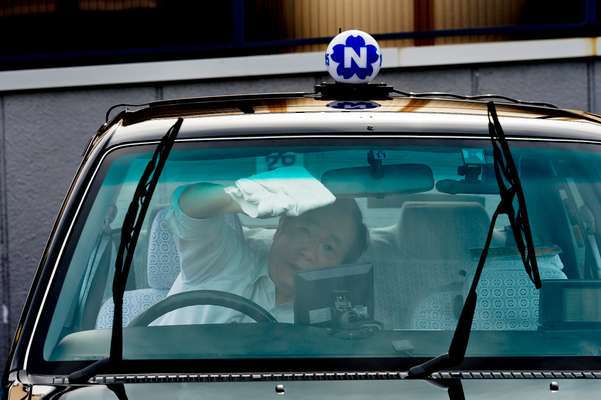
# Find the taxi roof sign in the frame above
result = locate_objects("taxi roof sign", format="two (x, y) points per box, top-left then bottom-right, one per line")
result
(325, 30), (382, 84)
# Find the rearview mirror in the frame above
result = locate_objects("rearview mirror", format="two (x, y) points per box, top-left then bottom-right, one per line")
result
(321, 164), (434, 196)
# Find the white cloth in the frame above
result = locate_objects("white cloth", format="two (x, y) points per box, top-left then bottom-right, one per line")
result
(224, 166), (336, 218)
(154, 187), (293, 326)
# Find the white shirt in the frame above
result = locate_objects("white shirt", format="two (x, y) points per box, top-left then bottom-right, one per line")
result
(155, 189), (293, 325)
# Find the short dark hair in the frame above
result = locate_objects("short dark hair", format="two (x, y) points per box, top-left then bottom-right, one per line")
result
(277, 198), (369, 263)
(333, 198), (369, 263)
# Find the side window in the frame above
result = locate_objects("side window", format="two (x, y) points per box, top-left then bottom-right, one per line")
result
(558, 166), (601, 280)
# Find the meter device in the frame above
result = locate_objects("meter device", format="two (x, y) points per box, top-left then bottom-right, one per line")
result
(540, 280), (601, 329)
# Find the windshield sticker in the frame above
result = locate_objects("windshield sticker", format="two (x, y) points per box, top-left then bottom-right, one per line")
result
(258, 152), (303, 172)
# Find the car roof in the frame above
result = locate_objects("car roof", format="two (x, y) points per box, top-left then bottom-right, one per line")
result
(92, 92), (601, 153)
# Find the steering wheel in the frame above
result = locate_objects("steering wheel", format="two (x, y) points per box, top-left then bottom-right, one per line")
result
(128, 289), (278, 326)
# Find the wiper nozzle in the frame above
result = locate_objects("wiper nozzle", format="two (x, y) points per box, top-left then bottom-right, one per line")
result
(68, 357), (110, 383)
(408, 354), (450, 378)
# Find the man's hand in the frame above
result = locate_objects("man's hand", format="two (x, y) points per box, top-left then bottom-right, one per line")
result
(178, 167), (335, 219)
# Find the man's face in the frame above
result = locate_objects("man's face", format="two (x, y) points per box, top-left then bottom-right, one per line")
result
(268, 203), (358, 303)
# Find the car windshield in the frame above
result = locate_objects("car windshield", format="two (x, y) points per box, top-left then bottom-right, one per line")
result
(37, 135), (601, 368)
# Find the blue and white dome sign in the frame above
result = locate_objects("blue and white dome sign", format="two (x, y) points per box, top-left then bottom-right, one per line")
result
(325, 30), (382, 84)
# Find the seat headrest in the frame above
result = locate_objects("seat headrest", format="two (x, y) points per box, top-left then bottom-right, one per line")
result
(396, 201), (490, 259)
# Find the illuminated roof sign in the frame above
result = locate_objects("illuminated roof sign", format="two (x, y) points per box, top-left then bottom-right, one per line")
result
(325, 30), (382, 84)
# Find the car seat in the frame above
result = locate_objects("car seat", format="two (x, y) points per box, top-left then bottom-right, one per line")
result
(374, 201), (490, 329)
(465, 248), (567, 330)
(406, 200), (568, 331)
(95, 207), (181, 328)
(95, 207), (279, 328)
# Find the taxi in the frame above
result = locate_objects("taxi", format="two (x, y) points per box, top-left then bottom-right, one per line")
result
(4, 30), (601, 399)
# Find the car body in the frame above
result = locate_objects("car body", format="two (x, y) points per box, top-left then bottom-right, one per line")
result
(4, 87), (601, 399)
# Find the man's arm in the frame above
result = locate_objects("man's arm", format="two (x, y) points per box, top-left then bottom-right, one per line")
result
(168, 183), (246, 285)
(178, 182), (242, 219)
(181, 167), (336, 219)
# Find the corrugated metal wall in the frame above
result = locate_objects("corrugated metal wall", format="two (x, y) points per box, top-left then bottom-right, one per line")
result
(433, 0), (527, 44)
(262, 0), (527, 51)
(279, 0), (415, 50)
(0, 0), (56, 16)
(0, 0), (158, 15)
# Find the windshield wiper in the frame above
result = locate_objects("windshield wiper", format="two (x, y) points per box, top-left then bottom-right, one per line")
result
(407, 102), (542, 378)
(426, 378), (465, 400)
(69, 118), (184, 383)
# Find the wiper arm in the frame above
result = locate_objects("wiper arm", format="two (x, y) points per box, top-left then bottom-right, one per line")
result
(69, 118), (184, 383)
(407, 102), (541, 378)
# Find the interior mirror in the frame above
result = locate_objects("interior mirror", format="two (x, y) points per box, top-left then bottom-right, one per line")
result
(321, 164), (434, 196)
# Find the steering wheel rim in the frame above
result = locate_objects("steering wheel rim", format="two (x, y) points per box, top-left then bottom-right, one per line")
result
(129, 289), (278, 326)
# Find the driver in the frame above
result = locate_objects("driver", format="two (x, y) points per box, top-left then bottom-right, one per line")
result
(155, 167), (368, 325)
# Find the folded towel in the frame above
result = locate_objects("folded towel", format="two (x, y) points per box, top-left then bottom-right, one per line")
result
(224, 167), (336, 218)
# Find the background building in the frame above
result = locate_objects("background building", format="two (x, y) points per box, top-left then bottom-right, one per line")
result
(1, 0), (600, 372)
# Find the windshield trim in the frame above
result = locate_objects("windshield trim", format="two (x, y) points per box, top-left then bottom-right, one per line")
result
(173, 135), (601, 145)
(24, 134), (601, 371)
(28, 355), (601, 377)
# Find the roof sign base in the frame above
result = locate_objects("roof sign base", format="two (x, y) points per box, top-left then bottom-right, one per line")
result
(314, 82), (394, 101)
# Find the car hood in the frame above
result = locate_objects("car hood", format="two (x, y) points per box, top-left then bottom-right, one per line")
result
(48, 378), (600, 400)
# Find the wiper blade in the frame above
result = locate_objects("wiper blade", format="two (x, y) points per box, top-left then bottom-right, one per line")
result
(407, 102), (541, 378)
(69, 118), (184, 383)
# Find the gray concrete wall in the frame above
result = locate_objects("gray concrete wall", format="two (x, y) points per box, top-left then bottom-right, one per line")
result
(1, 59), (600, 372)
